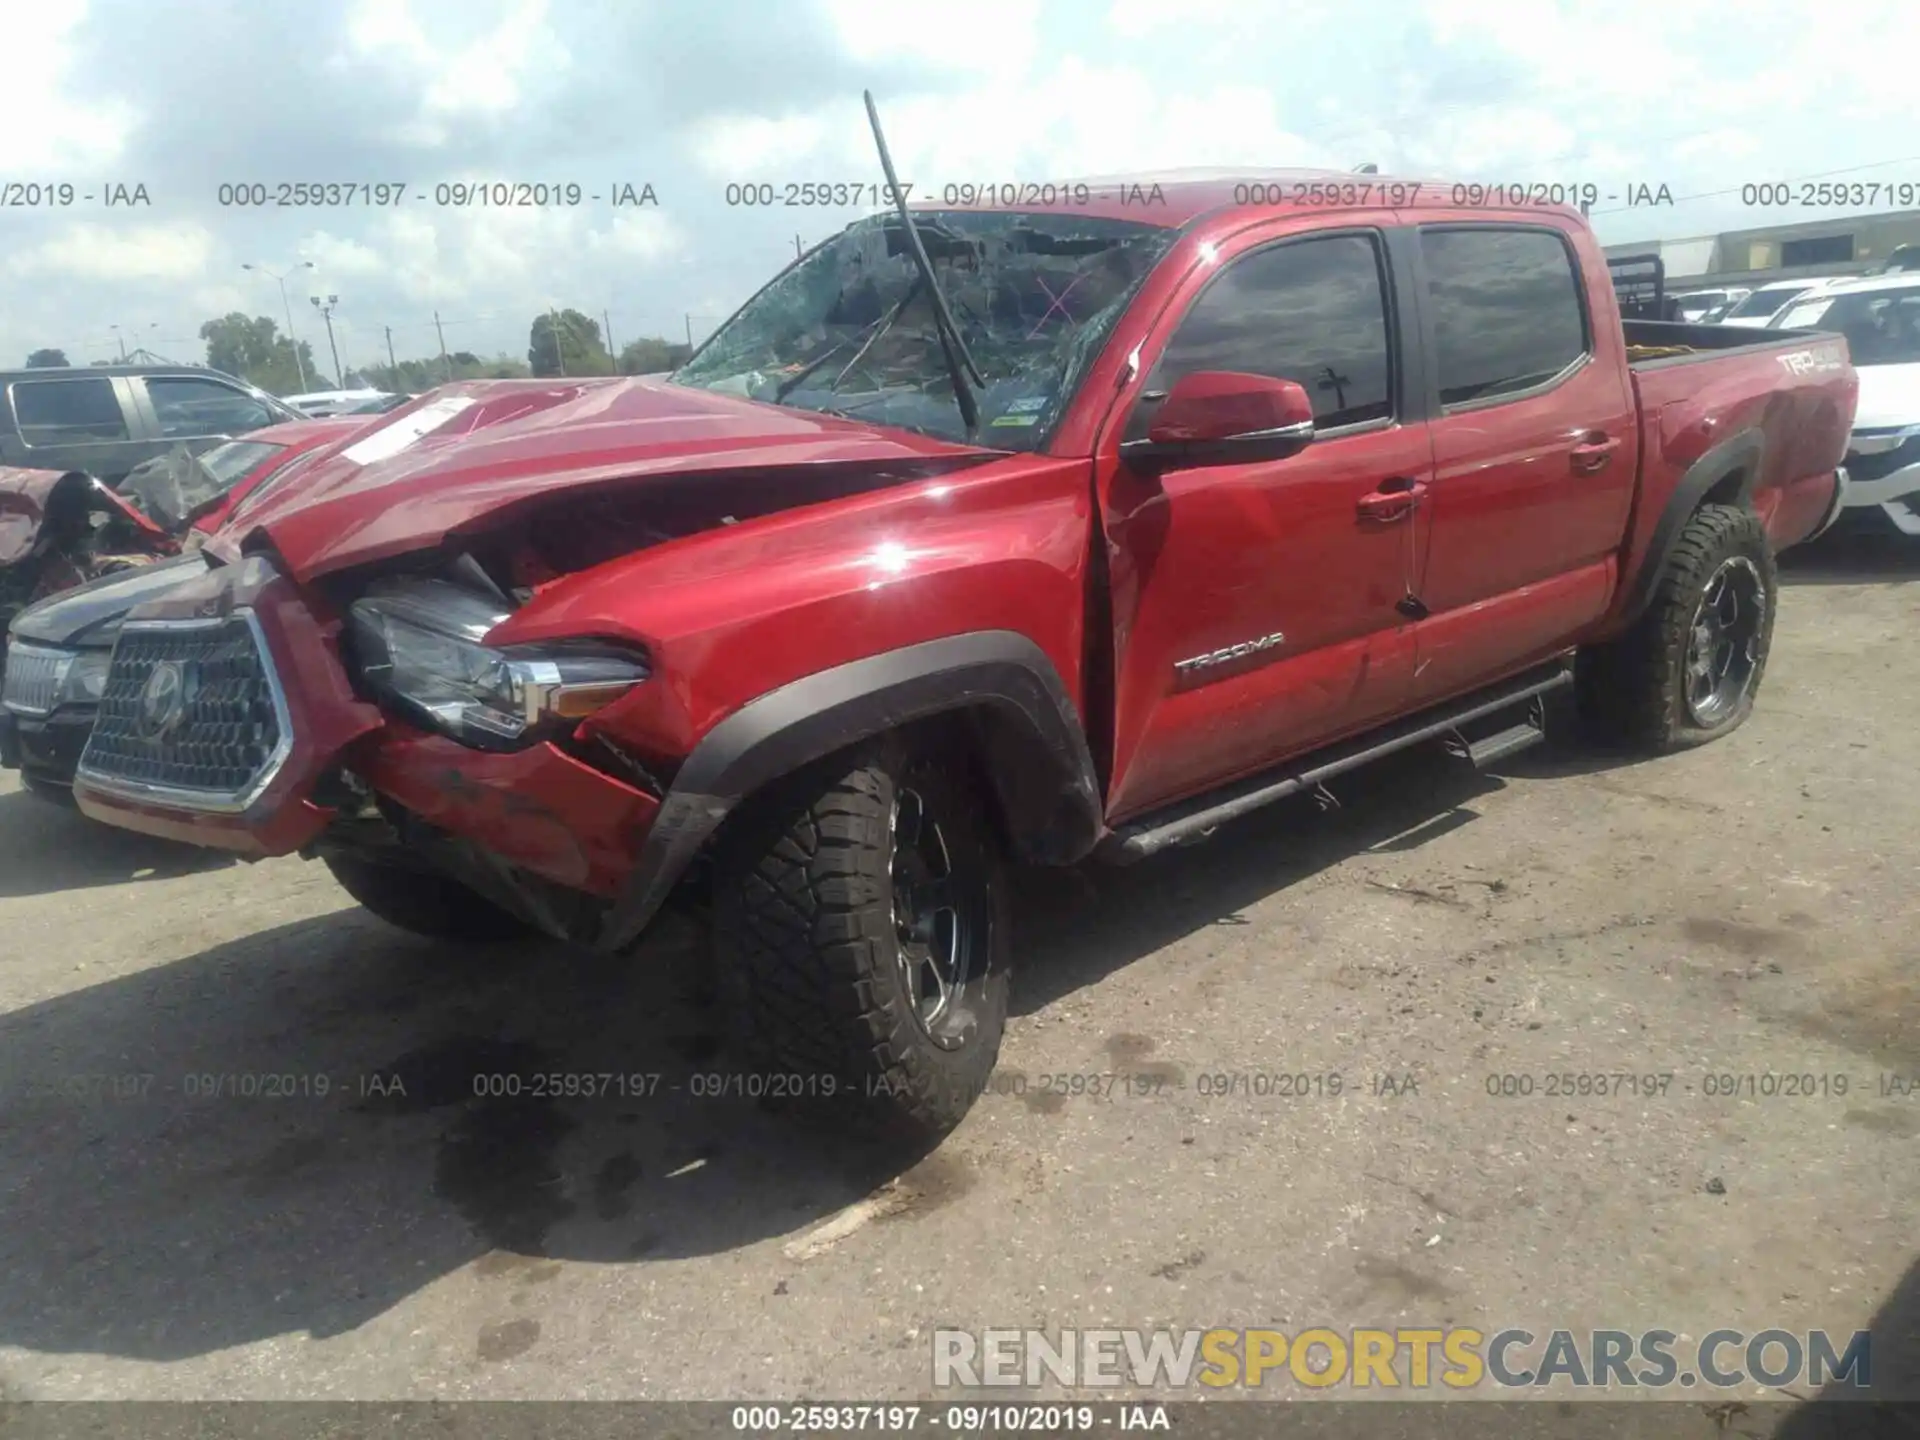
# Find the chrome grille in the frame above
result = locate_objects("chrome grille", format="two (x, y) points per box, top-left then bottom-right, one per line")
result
(77, 615), (289, 807)
(2, 643), (70, 717)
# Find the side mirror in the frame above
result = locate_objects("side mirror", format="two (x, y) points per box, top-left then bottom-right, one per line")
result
(1119, 371), (1316, 470)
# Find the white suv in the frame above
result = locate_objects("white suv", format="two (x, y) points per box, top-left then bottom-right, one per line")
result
(1772, 273), (1920, 535)
(1718, 275), (1851, 328)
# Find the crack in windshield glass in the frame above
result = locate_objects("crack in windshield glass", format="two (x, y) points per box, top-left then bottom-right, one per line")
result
(672, 211), (1179, 450)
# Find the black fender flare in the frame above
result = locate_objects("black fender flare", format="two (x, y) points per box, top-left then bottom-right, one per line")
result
(592, 630), (1103, 953)
(1616, 428), (1764, 626)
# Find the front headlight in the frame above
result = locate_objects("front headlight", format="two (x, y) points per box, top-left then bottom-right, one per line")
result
(59, 651), (111, 707)
(348, 579), (649, 749)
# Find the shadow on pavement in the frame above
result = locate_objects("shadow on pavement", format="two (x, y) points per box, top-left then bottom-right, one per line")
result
(0, 784), (233, 899)
(0, 740), (1597, 1365)
(1779, 520), (1920, 588)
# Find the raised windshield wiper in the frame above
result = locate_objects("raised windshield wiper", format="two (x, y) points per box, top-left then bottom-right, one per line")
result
(863, 89), (982, 440)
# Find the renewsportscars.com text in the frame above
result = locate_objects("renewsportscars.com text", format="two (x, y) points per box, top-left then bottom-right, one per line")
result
(933, 1327), (1872, 1391)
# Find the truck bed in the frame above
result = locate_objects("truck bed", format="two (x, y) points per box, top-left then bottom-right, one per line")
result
(1622, 319), (1832, 368)
(1615, 317), (1854, 576)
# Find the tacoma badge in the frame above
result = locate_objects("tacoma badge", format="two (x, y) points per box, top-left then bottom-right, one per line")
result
(1174, 631), (1286, 677)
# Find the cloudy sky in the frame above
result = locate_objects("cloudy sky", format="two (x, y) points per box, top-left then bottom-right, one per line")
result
(8, 0), (1919, 380)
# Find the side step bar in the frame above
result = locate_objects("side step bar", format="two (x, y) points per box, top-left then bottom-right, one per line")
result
(1441, 695), (1549, 770)
(1097, 657), (1572, 864)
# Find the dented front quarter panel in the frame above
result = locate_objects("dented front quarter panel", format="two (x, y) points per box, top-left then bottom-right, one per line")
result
(487, 451), (1096, 768)
(71, 556), (384, 855)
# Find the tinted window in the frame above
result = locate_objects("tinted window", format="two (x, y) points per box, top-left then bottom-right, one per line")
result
(1134, 233), (1393, 436)
(145, 376), (277, 438)
(10, 377), (130, 444)
(1420, 228), (1588, 405)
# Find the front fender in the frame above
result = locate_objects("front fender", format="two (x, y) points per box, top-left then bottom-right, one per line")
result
(590, 630), (1102, 954)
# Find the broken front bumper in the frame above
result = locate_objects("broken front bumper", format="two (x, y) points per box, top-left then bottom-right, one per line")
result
(69, 556), (666, 939)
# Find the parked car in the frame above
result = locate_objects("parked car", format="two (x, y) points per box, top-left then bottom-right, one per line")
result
(65, 170), (1856, 1138)
(1674, 287), (1750, 322)
(1717, 276), (1852, 328)
(1771, 272), (1920, 535)
(0, 466), (177, 661)
(284, 388), (399, 418)
(0, 417), (364, 793)
(341, 392), (416, 415)
(0, 365), (302, 485)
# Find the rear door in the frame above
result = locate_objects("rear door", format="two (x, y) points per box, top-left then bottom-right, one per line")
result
(1096, 220), (1430, 820)
(1405, 221), (1638, 703)
(0, 374), (151, 482)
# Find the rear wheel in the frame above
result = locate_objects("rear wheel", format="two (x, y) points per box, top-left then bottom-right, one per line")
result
(1576, 504), (1776, 751)
(323, 854), (531, 942)
(711, 733), (1010, 1140)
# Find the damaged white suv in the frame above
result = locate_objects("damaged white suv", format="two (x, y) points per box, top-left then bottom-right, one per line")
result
(1773, 273), (1920, 536)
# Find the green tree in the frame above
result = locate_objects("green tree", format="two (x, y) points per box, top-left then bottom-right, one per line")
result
(361, 352), (532, 394)
(528, 309), (614, 377)
(617, 337), (693, 375)
(25, 348), (70, 367)
(197, 313), (323, 395)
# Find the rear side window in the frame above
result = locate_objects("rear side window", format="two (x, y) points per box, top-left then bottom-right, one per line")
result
(1132, 232), (1394, 436)
(1419, 228), (1588, 406)
(9, 377), (130, 445)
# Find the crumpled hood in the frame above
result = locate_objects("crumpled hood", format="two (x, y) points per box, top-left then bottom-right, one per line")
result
(221, 376), (995, 582)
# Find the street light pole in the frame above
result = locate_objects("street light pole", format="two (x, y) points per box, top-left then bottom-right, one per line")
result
(310, 294), (343, 389)
(241, 261), (315, 391)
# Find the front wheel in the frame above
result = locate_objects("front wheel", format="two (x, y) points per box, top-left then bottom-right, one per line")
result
(1576, 504), (1777, 751)
(711, 734), (1010, 1140)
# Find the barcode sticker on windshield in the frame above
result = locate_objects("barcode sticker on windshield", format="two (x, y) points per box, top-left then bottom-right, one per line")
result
(342, 395), (480, 466)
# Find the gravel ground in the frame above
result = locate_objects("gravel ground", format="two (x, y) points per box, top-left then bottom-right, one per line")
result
(0, 525), (1913, 1411)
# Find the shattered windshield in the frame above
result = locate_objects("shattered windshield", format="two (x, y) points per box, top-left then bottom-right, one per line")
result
(672, 210), (1179, 449)
(117, 440), (283, 532)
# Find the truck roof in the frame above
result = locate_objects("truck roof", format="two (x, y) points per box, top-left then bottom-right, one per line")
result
(908, 167), (1585, 228)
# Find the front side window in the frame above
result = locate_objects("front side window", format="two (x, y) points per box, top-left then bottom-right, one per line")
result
(1128, 232), (1394, 440)
(145, 376), (278, 438)
(1420, 227), (1588, 405)
(9, 377), (129, 445)
(673, 210), (1179, 450)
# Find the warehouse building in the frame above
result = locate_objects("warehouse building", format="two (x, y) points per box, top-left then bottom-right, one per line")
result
(1603, 209), (1920, 291)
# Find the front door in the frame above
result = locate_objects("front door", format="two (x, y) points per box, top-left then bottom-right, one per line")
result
(1097, 223), (1430, 821)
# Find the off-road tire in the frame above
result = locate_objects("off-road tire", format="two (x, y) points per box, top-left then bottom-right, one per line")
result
(711, 733), (1011, 1141)
(1576, 504), (1776, 752)
(323, 854), (532, 943)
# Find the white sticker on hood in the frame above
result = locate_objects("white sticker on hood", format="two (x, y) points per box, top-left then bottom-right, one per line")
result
(341, 395), (480, 467)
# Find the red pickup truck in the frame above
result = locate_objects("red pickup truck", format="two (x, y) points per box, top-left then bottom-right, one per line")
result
(69, 175), (1857, 1137)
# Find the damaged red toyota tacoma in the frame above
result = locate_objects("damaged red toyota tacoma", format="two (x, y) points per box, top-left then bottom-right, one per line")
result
(69, 173), (1857, 1136)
